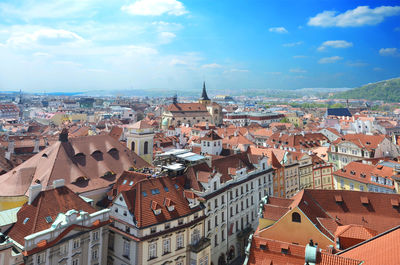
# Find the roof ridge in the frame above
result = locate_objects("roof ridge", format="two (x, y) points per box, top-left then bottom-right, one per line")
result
(31, 191), (44, 235)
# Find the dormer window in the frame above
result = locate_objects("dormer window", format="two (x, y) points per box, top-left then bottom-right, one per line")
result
(151, 201), (161, 215)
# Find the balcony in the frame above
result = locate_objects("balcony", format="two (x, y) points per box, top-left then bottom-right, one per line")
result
(189, 237), (211, 253)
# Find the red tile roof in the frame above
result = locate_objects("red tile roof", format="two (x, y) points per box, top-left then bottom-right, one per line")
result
(118, 176), (201, 228)
(264, 189), (400, 246)
(166, 103), (208, 112)
(331, 134), (387, 151)
(0, 135), (150, 196)
(7, 185), (97, 245)
(339, 225), (400, 265)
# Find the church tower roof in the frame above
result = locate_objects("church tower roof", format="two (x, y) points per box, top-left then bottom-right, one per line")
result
(200, 81), (210, 101)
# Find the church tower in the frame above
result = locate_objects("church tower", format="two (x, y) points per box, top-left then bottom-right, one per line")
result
(126, 120), (154, 164)
(199, 82), (211, 105)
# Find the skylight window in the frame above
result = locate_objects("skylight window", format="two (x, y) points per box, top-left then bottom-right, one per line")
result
(45, 216), (53, 223)
(122, 180), (127, 185)
(142, 191), (147, 197)
(174, 184), (179, 190)
(164, 187), (169, 192)
(151, 189), (160, 195)
(23, 218), (30, 224)
(129, 181), (134, 186)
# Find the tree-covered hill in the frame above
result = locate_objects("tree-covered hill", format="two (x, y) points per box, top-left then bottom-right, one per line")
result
(333, 77), (400, 102)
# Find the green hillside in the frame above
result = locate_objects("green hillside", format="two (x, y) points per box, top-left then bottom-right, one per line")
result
(334, 77), (400, 102)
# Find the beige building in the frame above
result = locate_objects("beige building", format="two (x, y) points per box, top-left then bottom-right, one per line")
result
(161, 83), (223, 129)
(108, 173), (210, 265)
(4, 180), (110, 265)
(126, 120), (155, 164)
(294, 152), (313, 190)
(328, 134), (400, 170)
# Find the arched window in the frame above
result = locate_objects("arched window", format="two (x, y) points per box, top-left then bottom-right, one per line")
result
(131, 141), (135, 152)
(144, 141), (148, 155)
(292, 212), (301, 223)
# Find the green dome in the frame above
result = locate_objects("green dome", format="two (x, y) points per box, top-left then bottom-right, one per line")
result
(162, 118), (169, 126)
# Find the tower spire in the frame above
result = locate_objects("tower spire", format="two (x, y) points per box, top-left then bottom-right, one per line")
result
(200, 81), (210, 101)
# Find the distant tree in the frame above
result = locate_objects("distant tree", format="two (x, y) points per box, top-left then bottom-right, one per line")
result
(329, 103), (345, 108)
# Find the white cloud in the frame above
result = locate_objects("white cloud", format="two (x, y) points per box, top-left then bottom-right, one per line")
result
(122, 0), (187, 16)
(268, 27), (288, 33)
(308, 6), (400, 27)
(318, 56), (343, 64)
(159, 31), (176, 44)
(379, 47), (399, 56)
(283, 41), (303, 47)
(373, 67), (383, 71)
(0, 0), (100, 20)
(6, 28), (84, 48)
(289, 68), (307, 73)
(33, 52), (51, 57)
(124, 45), (158, 56)
(169, 58), (189, 66)
(224, 69), (249, 73)
(318, 40), (353, 51)
(202, 63), (222, 69)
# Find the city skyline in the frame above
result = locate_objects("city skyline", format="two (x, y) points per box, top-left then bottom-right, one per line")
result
(0, 0), (399, 92)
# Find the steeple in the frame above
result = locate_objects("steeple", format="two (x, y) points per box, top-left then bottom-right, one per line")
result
(200, 81), (210, 101)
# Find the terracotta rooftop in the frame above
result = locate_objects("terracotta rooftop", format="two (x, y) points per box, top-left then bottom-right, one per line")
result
(247, 236), (362, 265)
(338, 225), (400, 265)
(264, 189), (400, 244)
(7, 185), (97, 245)
(118, 176), (202, 228)
(199, 130), (222, 141)
(331, 134), (387, 151)
(0, 134), (150, 196)
(166, 103), (208, 112)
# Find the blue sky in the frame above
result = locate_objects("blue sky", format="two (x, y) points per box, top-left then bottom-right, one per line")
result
(0, 0), (399, 92)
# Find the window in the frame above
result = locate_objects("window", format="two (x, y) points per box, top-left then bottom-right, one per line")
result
(59, 243), (68, 255)
(72, 259), (79, 265)
(149, 242), (157, 259)
(214, 198), (218, 208)
(150, 227), (157, 234)
(92, 230), (99, 241)
(215, 215), (218, 226)
(208, 219), (211, 231)
(144, 141), (149, 154)
(177, 233), (184, 249)
(214, 234), (218, 247)
(292, 212), (301, 223)
(73, 238), (80, 249)
(37, 253), (46, 264)
(92, 249), (98, 260)
(131, 141), (135, 151)
(191, 229), (200, 245)
(340, 179), (344, 189)
(221, 229), (225, 241)
(163, 238), (171, 254)
(350, 182), (354, 190)
(123, 240), (130, 258)
(108, 232), (114, 250)
(214, 182), (217, 191)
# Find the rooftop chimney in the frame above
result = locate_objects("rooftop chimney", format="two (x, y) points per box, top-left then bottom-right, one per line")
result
(59, 128), (69, 142)
(33, 138), (40, 153)
(28, 183), (42, 205)
(53, 179), (65, 189)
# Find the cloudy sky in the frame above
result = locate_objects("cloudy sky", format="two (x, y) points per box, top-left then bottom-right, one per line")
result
(0, 0), (399, 92)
